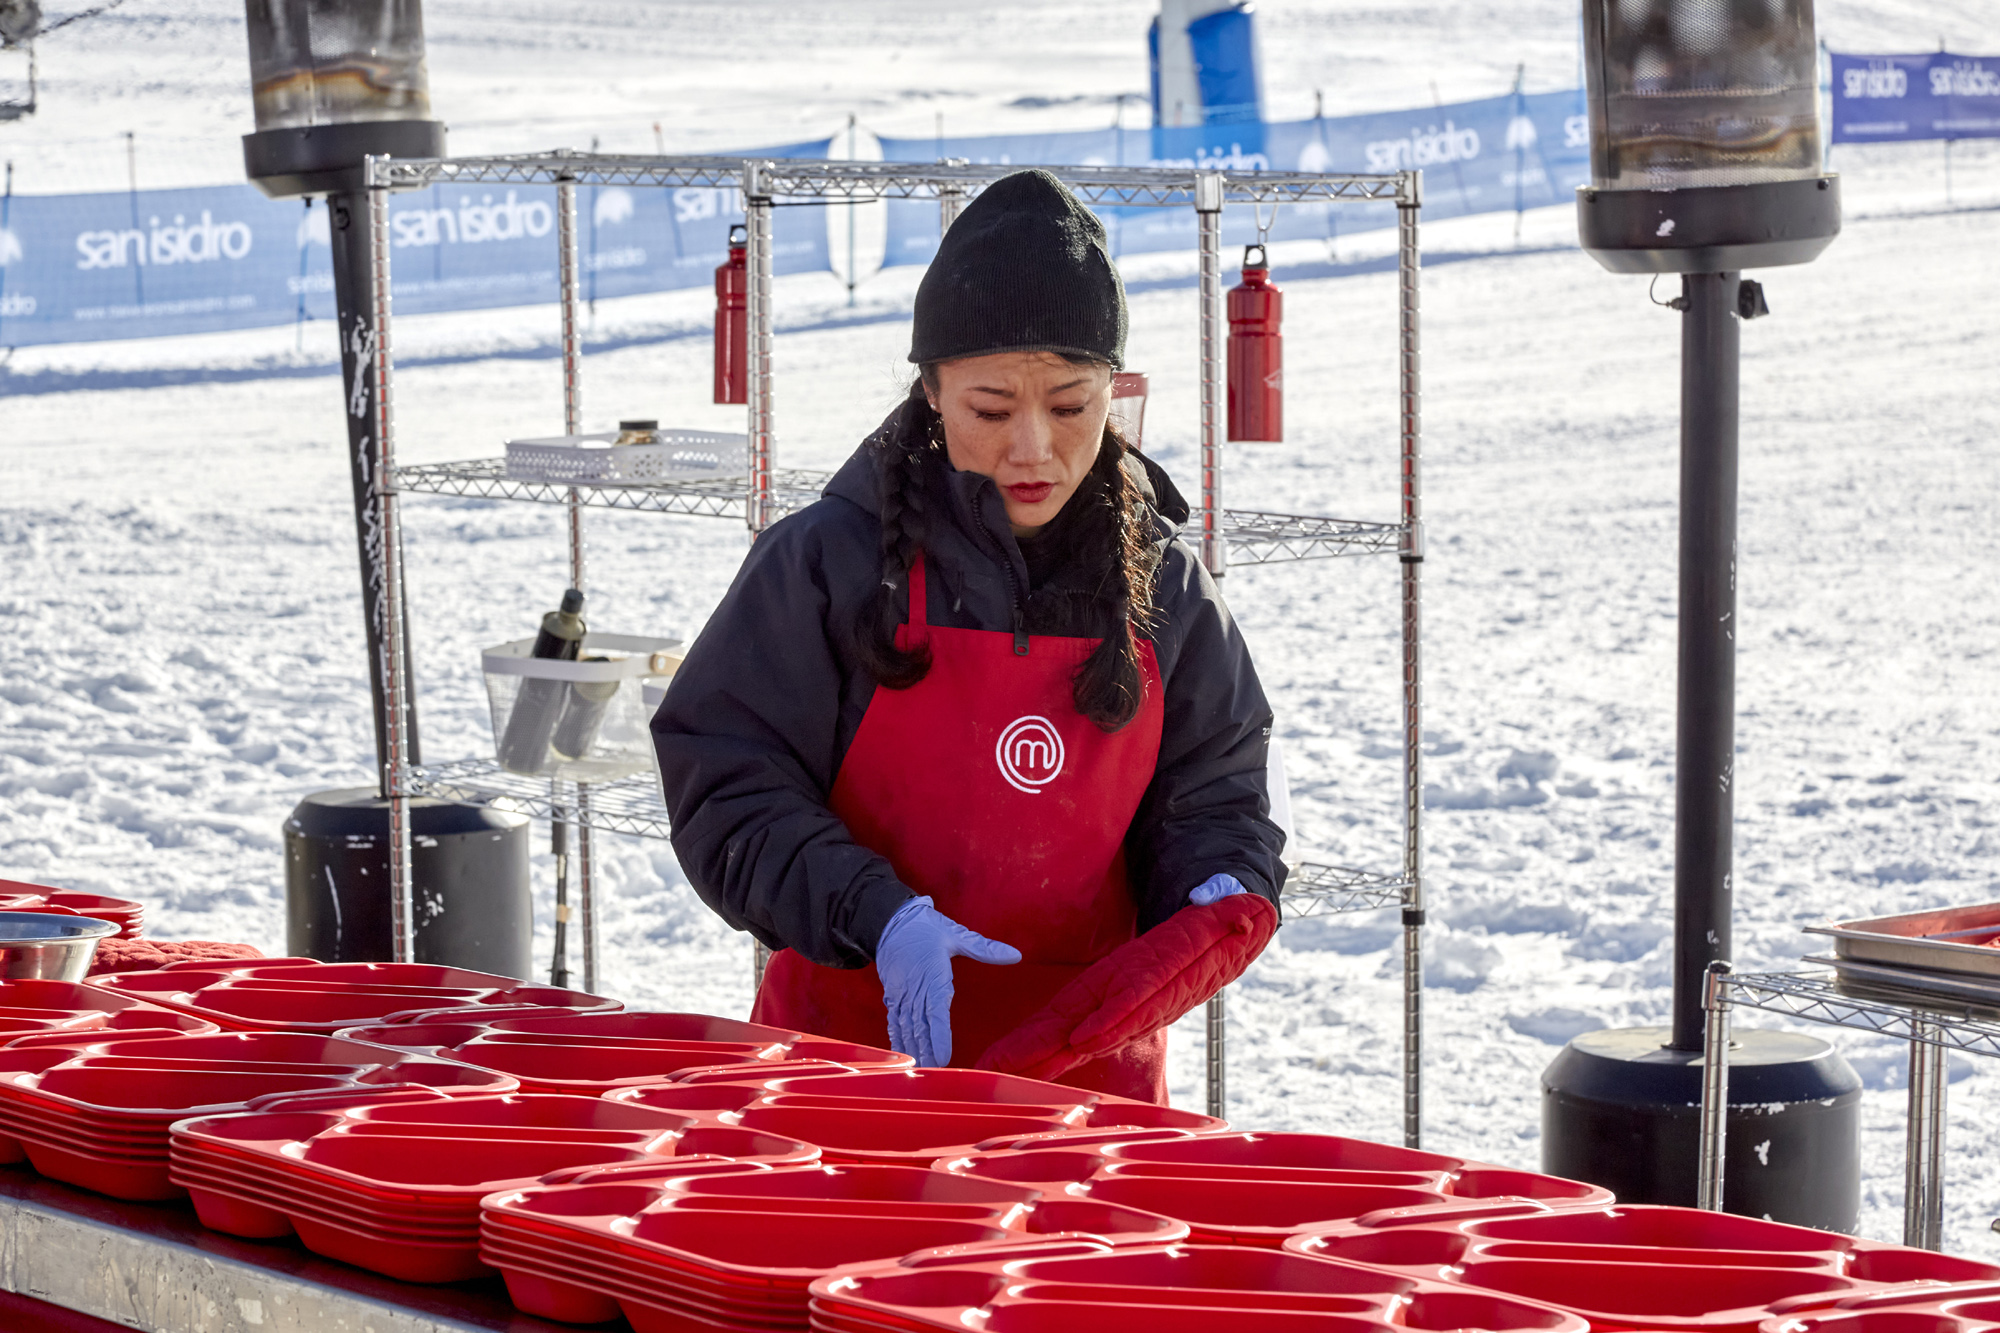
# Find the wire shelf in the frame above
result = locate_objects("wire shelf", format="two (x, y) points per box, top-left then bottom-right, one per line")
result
(1283, 863), (1412, 918)
(366, 151), (1414, 208)
(393, 459), (831, 522)
(393, 459), (1400, 565)
(406, 758), (675, 839)
(1720, 971), (2000, 1061)
(1226, 512), (1403, 564)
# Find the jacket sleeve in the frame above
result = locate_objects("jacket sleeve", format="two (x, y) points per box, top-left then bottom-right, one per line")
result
(1126, 543), (1288, 934)
(650, 506), (912, 967)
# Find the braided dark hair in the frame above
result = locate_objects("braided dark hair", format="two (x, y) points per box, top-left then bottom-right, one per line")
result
(850, 385), (938, 691)
(850, 364), (1158, 732)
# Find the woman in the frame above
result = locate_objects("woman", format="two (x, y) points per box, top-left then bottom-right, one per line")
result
(653, 170), (1284, 1103)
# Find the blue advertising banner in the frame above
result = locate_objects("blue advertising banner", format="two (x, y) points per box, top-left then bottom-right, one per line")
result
(1831, 51), (2000, 144)
(0, 88), (1602, 349)
(877, 88), (1589, 270)
(0, 138), (828, 347)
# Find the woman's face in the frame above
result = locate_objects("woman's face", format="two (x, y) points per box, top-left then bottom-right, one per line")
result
(928, 351), (1111, 537)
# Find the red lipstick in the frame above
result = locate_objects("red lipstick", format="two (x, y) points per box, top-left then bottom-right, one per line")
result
(1004, 482), (1056, 505)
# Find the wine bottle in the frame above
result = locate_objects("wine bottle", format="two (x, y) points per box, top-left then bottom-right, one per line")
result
(497, 589), (585, 775)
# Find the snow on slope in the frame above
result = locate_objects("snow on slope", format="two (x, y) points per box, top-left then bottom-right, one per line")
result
(4, 0), (2000, 1254)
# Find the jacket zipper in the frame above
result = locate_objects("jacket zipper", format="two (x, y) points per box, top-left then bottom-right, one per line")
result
(972, 496), (1031, 656)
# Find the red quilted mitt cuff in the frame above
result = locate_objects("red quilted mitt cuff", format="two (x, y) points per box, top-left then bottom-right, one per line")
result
(978, 893), (1277, 1082)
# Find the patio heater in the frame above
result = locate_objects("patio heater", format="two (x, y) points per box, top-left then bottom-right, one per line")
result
(1540, 0), (1859, 1229)
(242, 0), (531, 976)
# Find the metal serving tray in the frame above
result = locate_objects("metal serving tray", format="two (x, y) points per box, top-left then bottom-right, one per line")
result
(1805, 900), (2000, 981)
(1807, 954), (2000, 1017)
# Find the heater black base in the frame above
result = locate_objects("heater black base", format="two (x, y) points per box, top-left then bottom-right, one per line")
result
(282, 787), (532, 979)
(1542, 1025), (1861, 1232)
(244, 120), (446, 200)
(1578, 175), (1841, 275)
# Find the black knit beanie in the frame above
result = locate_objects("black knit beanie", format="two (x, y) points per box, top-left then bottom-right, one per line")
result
(909, 169), (1127, 369)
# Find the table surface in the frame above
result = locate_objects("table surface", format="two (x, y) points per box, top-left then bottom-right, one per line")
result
(0, 1166), (591, 1333)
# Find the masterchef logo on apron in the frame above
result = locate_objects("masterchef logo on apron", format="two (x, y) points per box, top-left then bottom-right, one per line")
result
(996, 715), (1065, 794)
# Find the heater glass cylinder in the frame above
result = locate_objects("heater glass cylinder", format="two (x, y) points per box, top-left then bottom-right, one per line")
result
(245, 0), (430, 132)
(1583, 0), (1821, 190)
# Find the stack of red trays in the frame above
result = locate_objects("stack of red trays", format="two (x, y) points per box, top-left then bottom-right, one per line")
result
(937, 1130), (1611, 1246)
(171, 1091), (819, 1283)
(1763, 1282), (2000, 1333)
(336, 1010), (912, 1094)
(0, 978), (215, 1040)
(480, 1161), (1188, 1330)
(0, 877), (146, 938)
(605, 1066), (1220, 1167)
(0, 1029), (512, 1200)
(1285, 1203), (2000, 1332)
(41, 892), (145, 938)
(85, 959), (619, 1031)
(807, 1243), (1594, 1333)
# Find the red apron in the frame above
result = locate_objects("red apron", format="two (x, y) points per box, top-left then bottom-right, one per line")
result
(752, 553), (1169, 1101)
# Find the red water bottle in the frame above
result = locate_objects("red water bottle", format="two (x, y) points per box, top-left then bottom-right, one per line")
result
(714, 224), (748, 405)
(1227, 243), (1282, 442)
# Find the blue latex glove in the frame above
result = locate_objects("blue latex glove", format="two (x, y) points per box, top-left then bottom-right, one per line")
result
(876, 895), (1021, 1067)
(1189, 873), (1248, 906)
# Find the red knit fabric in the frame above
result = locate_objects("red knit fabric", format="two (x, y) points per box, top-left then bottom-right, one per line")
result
(87, 939), (263, 975)
(977, 893), (1278, 1083)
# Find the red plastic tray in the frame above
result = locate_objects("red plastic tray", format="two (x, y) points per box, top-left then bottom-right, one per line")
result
(1284, 1204), (2000, 1331)
(0, 1030), (514, 1200)
(479, 1162), (1188, 1326)
(0, 980), (213, 1041)
(332, 1009), (913, 1094)
(0, 879), (145, 939)
(86, 960), (616, 1032)
(168, 1091), (820, 1282)
(603, 1070), (1218, 1166)
(806, 1242), (1594, 1333)
(1754, 1285), (2000, 1333)
(936, 1131), (1610, 1245)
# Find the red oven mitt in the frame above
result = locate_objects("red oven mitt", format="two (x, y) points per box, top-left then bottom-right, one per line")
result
(976, 892), (1279, 1083)
(88, 939), (264, 975)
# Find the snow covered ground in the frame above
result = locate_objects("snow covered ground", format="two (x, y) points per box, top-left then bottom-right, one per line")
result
(5, 0), (2000, 1255)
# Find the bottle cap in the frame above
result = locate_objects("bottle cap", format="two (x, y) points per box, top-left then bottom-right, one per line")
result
(618, 419), (659, 432)
(559, 588), (585, 614)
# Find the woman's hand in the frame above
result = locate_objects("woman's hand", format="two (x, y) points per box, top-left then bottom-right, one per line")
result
(1189, 873), (1247, 906)
(877, 896), (1022, 1067)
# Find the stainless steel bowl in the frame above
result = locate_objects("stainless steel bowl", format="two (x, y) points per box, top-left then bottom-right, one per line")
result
(0, 912), (120, 982)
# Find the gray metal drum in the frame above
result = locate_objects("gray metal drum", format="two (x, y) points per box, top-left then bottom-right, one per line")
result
(1542, 1025), (1861, 1232)
(283, 787), (531, 979)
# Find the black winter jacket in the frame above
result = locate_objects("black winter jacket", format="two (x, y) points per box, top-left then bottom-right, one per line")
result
(651, 402), (1287, 969)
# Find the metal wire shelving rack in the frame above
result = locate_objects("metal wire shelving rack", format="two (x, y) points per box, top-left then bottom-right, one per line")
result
(362, 151), (1430, 1144)
(1698, 964), (2000, 1251)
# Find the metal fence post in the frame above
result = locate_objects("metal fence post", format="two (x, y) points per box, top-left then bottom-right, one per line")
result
(1194, 170), (1229, 1117)
(938, 162), (968, 235)
(1698, 960), (1733, 1210)
(1194, 171), (1226, 578)
(1396, 170), (1426, 1150)
(1206, 987), (1227, 1119)
(554, 176), (598, 991)
(743, 162), (778, 991)
(743, 161), (776, 537)
(366, 168), (415, 966)
(1905, 1017), (1948, 1249)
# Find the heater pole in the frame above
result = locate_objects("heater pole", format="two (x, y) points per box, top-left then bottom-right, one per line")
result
(328, 187), (421, 794)
(1670, 270), (1740, 1053)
